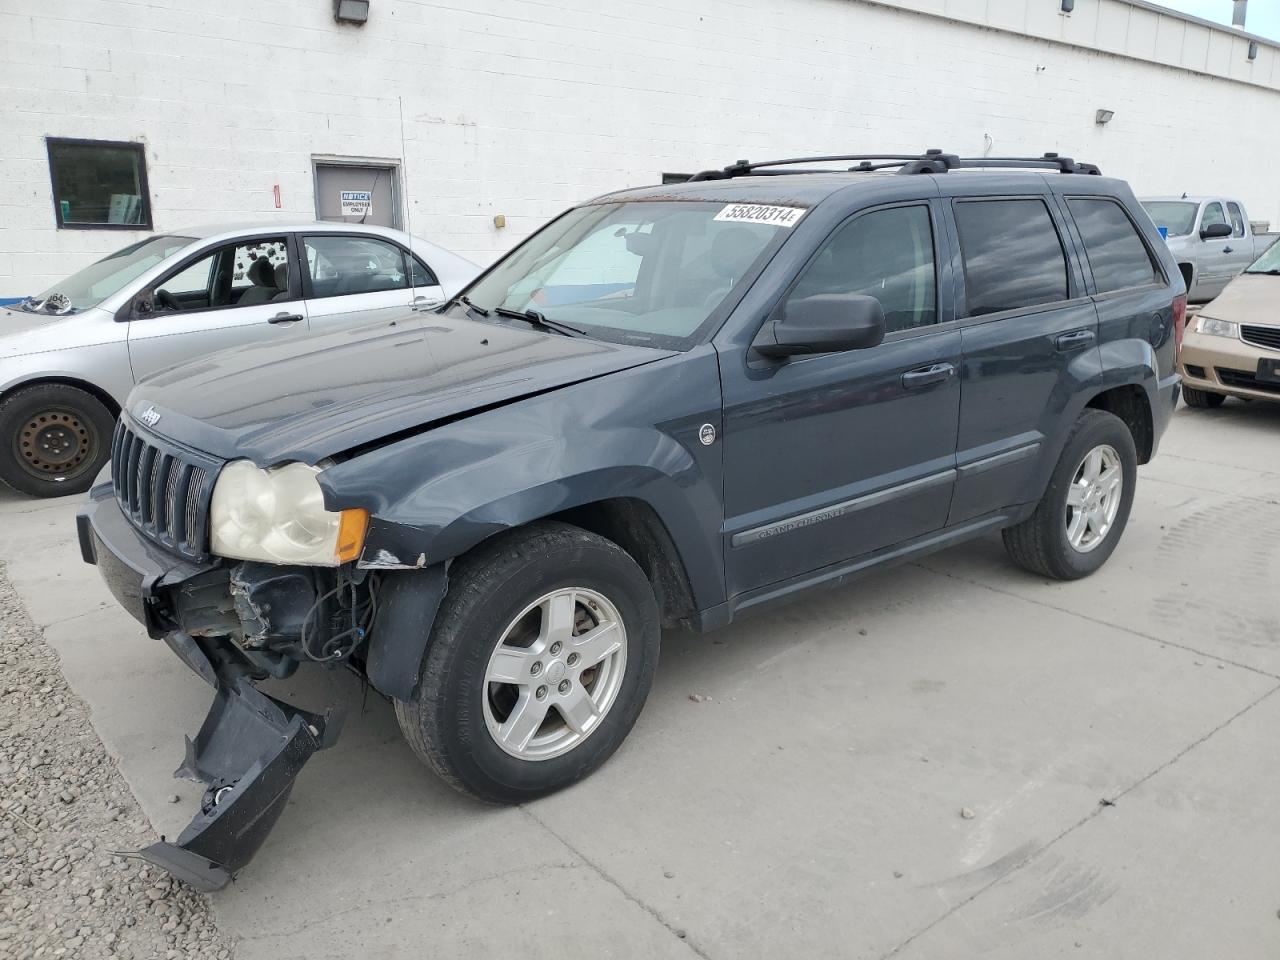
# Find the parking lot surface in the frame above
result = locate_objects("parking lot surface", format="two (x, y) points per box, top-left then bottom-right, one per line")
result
(2, 400), (1278, 959)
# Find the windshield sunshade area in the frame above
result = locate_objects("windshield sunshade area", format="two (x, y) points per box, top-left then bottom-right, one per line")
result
(1140, 201), (1198, 237)
(1246, 240), (1280, 275)
(460, 201), (793, 348)
(22, 235), (194, 314)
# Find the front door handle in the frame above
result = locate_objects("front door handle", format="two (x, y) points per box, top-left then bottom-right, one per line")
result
(1054, 329), (1095, 352)
(901, 363), (955, 389)
(268, 312), (304, 325)
(1223, 246), (1234, 254)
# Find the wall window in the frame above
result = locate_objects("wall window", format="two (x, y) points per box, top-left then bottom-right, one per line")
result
(954, 199), (1068, 316)
(1067, 198), (1161, 293)
(47, 138), (151, 230)
(787, 205), (937, 333)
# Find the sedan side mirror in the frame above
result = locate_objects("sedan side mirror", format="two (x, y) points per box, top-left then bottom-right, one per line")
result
(755, 293), (886, 358)
(1200, 222), (1232, 240)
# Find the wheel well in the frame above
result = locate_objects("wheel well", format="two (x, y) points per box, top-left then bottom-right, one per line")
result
(1087, 385), (1153, 464)
(1178, 262), (1193, 291)
(1, 377), (121, 418)
(550, 498), (697, 630)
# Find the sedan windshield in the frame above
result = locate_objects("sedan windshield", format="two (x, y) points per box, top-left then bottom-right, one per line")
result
(24, 235), (194, 313)
(1246, 241), (1280, 274)
(1141, 201), (1198, 237)
(459, 201), (791, 348)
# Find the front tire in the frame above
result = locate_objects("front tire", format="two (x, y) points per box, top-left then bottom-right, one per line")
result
(1002, 410), (1137, 581)
(1182, 385), (1225, 409)
(395, 521), (660, 804)
(0, 384), (115, 498)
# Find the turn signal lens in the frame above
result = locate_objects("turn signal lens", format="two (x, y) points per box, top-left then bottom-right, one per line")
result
(336, 509), (370, 564)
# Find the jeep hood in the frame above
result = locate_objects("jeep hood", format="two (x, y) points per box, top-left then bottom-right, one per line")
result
(1199, 272), (1280, 327)
(128, 312), (675, 463)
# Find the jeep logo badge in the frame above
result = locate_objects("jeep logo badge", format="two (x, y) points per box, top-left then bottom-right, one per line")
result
(138, 405), (161, 427)
(699, 423), (716, 446)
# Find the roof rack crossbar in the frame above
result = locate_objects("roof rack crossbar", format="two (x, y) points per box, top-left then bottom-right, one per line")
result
(687, 150), (1100, 181)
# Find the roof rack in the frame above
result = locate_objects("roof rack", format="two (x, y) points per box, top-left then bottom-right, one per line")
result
(686, 149), (1101, 180)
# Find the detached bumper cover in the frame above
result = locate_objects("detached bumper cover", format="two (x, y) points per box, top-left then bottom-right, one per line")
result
(79, 487), (342, 891)
(141, 655), (340, 892)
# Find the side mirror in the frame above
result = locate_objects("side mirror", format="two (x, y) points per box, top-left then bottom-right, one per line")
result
(755, 293), (886, 358)
(1200, 222), (1232, 240)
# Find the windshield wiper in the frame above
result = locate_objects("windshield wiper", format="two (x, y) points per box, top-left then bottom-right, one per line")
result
(450, 295), (490, 317)
(1246, 269), (1280, 276)
(493, 306), (586, 337)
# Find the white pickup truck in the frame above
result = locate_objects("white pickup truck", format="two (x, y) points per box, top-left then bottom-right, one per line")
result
(1140, 196), (1279, 303)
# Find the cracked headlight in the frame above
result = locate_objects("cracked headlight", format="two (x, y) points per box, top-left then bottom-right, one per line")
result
(210, 461), (368, 566)
(1193, 316), (1238, 339)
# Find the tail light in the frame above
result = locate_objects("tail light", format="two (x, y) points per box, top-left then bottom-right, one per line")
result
(1172, 293), (1187, 358)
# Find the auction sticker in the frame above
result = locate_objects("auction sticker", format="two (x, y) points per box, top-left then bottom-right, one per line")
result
(714, 203), (806, 228)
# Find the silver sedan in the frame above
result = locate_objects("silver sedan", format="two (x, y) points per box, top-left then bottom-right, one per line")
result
(0, 222), (479, 497)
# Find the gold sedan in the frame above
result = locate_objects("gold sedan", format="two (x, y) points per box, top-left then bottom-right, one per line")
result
(1179, 240), (1280, 408)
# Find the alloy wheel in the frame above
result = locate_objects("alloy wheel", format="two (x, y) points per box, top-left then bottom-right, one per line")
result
(1065, 443), (1122, 553)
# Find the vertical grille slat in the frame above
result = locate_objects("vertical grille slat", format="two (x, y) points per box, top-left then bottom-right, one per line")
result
(108, 421), (217, 559)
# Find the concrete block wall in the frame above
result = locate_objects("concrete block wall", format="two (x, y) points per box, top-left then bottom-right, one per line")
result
(2, 0), (1279, 297)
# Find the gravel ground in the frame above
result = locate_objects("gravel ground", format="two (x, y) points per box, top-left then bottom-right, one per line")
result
(0, 563), (235, 960)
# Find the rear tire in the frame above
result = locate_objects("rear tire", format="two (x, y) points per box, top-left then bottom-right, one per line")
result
(1182, 385), (1225, 409)
(395, 521), (660, 804)
(1002, 410), (1137, 581)
(0, 384), (115, 498)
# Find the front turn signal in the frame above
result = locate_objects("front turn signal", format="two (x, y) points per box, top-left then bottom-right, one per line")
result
(336, 509), (370, 564)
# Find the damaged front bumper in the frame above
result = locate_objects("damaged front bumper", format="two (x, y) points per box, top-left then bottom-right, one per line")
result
(77, 490), (342, 891)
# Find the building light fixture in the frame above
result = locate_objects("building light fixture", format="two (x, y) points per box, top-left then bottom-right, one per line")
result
(1061, 0), (1075, 12)
(1095, 108), (1115, 125)
(1248, 41), (1258, 61)
(334, 0), (370, 24)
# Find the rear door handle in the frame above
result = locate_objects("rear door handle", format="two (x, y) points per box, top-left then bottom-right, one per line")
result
(268, 312), (304, 325)
(1054, 330), (1095, 352)
(901, 363), (955, 389)
(1223, 246), (1234, 254)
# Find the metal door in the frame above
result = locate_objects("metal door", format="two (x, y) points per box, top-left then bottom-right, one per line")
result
(313, 161), (400, 229)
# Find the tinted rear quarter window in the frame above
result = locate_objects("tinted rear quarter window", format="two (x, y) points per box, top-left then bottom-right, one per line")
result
(1067, 198), (1161, 293)
(953, 199), (1068, 317)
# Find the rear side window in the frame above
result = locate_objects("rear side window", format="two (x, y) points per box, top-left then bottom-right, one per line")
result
(1067, 199), (1161, 293)
(954, 199), (1068, 317)
(305, 235), (408, 298)
(787, 205), (937, 333)
(1227, 202), (1246, 238)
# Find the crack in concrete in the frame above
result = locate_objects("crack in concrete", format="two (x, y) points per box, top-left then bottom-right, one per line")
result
(916, 563), (1280, 681)
(520, 807), (712, 959)
(878, 682), (1280, 958)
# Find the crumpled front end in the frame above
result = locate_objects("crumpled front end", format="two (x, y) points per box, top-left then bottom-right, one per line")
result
(77, 486), (356, 890)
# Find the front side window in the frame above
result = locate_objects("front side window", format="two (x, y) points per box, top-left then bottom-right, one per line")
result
(47, 138), (151, 229)
(1067, 198), (1161, 293)
(954, 199), (1069, 317)
(151, 238), (290, 314)
(305, 235), (407, 297)
(1201, 202), (1227, 230)
(786, 205), (936, 333)
(462, 201), (786, 348)
(1141, 201), (1198, 237)
(1227, 202), (1246, 238)
(19, 235), (193, 314)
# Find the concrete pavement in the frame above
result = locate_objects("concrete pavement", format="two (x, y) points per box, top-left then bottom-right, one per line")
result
(1, 399), (1278, 959)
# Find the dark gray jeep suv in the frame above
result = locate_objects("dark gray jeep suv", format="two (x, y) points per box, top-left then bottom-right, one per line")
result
(78, 151), (1184, 889)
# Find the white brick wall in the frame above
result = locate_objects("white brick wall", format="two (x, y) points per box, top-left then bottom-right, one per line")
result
(2, 0), (1279, 297)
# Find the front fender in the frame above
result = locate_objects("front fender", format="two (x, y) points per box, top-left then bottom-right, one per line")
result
(319, 349), (727, 610)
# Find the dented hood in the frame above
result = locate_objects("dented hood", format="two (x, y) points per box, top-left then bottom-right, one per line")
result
(128, 312), (674, 463)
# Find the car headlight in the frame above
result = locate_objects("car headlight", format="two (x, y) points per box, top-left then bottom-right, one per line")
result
(1193, 316), (1238, 338)
(210, 461), (368, 566)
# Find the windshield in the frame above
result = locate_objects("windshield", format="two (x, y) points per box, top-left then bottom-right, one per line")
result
(23, 235), (194, 313)
(1246, 240), (1280, 274)
(1141, 201), (1198, 237)
(459, 201), (792, 348)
